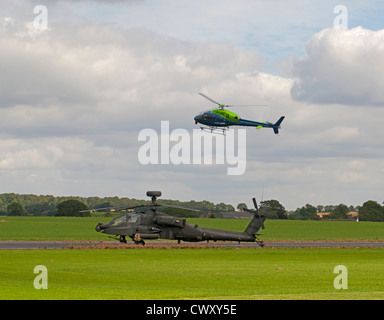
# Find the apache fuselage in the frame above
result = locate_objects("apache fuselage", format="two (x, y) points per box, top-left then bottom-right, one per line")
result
(95, 209), (266, 246)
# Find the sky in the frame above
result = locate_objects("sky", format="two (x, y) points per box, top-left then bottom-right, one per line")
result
(1, 0), (384, 210)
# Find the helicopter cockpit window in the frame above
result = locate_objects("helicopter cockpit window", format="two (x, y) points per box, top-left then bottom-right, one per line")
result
(110, 213), (141, 226)
(203, 114), (214, 120)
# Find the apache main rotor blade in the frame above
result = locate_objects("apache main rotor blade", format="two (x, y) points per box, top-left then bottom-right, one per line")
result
(252, 197), (259, 212)
(160, 204), (200, 212)
(111, 204), (151, 212)
(79, 204), (147, 213)
(253, 197), (266, 229)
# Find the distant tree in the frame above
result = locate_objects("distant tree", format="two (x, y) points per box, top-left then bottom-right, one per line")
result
(291, 204), (317, 220)
(359, 201), (384, 222)
(260, 199), (287, 219)
(237, 203), (247, 211)
(94, 202), (113, 210)
(324, 205), (335, 212)
(215, 202), (234, 212)
(227, 204), (235, 212)
(56, 200), (90, 217)
(25, 202), (56, 216)
(7, 201), (25, 216)
(0, 199), (6, 215)
(328, 204), (349, 219)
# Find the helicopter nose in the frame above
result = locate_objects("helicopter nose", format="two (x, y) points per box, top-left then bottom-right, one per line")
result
(95, 222), (107, 232)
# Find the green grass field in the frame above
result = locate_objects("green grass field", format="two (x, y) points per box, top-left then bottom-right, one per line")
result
(1, 248), (383, 300)
(1, 216), (384, 241)
(1, 216), (384, 300)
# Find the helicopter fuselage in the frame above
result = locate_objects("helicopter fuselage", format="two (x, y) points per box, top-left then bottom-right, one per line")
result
(194, 109), (285, 134)
(93, 191), (267, 247)
(195, 93), (284, 134)
(96, 211), (259, 244)
(194, 109), (276, 129)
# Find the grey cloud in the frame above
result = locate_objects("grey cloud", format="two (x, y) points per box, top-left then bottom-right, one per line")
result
(0, 21), (264, 139)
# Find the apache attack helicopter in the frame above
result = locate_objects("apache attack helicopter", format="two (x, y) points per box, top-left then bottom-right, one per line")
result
(86, 191), (269, 247)
(194, 93), (285, 135)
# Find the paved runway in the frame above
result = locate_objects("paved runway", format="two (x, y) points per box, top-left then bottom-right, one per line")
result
(1, 240), (384, 249)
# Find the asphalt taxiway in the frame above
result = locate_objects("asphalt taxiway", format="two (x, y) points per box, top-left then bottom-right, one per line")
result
(1, 240), (384, 250)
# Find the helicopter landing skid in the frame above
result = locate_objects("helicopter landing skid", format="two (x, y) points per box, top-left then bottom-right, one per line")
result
(200, 126), (229, 135)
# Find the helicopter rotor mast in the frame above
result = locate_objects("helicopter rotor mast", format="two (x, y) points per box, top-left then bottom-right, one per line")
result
(146, 191), (162, 212)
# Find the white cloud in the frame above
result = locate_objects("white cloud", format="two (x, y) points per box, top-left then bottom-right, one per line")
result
(290, 27), (384, 106)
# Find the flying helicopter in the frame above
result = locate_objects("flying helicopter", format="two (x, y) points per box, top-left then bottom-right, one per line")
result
(194, 93), (285, 135)
(85, 191), (269, 247)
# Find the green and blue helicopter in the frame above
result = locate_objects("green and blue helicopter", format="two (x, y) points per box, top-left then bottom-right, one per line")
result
(194, 93), (285, 135)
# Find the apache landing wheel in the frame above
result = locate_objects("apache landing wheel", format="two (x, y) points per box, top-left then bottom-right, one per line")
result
(119, 236), (127, 243)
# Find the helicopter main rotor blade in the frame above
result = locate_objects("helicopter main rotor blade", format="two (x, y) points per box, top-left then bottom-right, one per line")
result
(198, 93), (222, 106)
(252, 197), (259, 212)
(226, 104), (268, 108)
(79, 204), (147, 213)
(253, 197), (266, 230)
(112, 204), (151, 212)
(198, 93), (267, 108)
(159, 204), (200, 212)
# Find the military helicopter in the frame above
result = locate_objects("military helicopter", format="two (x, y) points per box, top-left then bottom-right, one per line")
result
(194, 93), (285, 135)
(86, 191), (269, 247)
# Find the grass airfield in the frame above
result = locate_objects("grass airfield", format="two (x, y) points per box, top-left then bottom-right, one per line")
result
(0, 217), (384, 300)
(1, 248), (383, 300)
(1, 216), (384, 241)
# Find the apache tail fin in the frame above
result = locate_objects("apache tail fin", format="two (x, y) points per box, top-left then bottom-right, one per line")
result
(273, 116), (285, 134)
(243, 197), (268, 235)
(244, 213), (267, 235)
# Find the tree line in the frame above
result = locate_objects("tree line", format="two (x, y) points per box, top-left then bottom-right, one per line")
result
(2, 193), (384, 222)
(289, 201), (384, 222)
(0, 193), (235, 217)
